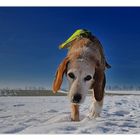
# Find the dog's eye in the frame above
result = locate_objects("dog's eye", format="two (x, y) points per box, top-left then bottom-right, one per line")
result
(68, 72), (75, 79)
(84, 75), (92, 81)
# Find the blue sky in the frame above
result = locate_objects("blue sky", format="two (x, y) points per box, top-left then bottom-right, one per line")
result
(0, 7), (140, 89)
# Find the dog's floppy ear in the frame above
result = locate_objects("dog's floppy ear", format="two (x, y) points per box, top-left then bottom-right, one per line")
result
(52, 57), (69, 93)
(93, 68), (106, 101)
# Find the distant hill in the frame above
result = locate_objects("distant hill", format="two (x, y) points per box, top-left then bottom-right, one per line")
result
(0, 89), (140, 96)
(0, 89), (67, 96)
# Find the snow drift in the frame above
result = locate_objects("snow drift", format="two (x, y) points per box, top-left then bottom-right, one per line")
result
(0, 94), (140, 134)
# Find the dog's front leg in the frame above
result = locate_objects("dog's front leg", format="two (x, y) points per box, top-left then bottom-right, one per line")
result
(71, 104), (80, 121)
(88, 97), (103, 119)
(87, 71), (105, 119)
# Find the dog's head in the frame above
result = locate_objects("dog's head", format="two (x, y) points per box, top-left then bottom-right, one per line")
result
(66, 58), (96, 104)
(52, 56), (98, 104)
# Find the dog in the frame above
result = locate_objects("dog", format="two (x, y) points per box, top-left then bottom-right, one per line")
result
(52, 31), (111, 121)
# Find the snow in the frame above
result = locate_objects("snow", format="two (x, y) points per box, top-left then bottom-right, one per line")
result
(0, 95), (140, 134)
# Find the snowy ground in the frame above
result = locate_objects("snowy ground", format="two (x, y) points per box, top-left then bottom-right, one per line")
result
(0, 95), (140, 134)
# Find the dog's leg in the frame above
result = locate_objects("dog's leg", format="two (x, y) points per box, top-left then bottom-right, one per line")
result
(88, 96), (103, 119)
(88, 71), (105, 119)
(71, 104), (80, 121)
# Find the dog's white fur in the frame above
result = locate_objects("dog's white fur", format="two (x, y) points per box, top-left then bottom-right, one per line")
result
(67, 58), (95, 104)
(88, 95), (103, 119)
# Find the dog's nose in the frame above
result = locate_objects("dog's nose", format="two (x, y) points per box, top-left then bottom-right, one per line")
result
(72, 93), (82, 103)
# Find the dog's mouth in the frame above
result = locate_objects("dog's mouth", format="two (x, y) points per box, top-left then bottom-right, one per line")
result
(71, 99), (85, 105)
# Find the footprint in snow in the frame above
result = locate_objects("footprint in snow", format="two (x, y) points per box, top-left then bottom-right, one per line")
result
(13, 104), (25, 107)
(47, 109), (58, 113)
(114, 110), (129, 116)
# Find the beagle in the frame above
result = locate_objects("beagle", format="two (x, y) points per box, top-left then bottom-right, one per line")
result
(52, 32), (111, 121)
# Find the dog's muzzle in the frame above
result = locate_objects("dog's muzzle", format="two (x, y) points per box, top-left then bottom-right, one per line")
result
(72, 93), (82, 104)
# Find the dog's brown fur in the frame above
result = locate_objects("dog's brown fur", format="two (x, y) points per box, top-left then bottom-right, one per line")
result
(71, 104), (79, 121)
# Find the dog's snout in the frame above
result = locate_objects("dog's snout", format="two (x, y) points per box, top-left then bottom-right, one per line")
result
(72, 93), (82, 103)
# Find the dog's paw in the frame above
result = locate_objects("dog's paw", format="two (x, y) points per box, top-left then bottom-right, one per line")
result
(81, 117), (90, 122)
(71, 117), (80, 122)
(87, 111), (100, 119)
(88, 101), (102, 119)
